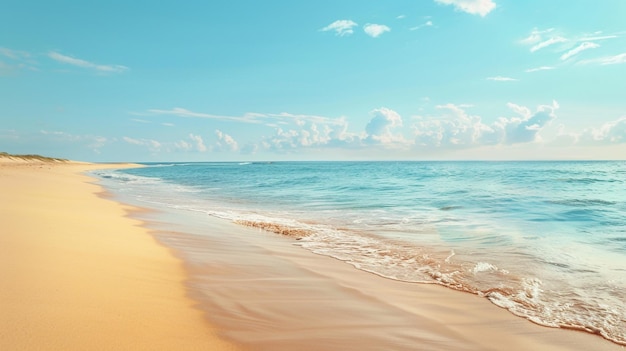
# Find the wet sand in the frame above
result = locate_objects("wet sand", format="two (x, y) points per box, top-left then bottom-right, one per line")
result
(138, 203), (624, 351)
(0, 159), (239, 350)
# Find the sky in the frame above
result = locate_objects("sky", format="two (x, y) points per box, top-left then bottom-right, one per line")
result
(1, 0), (626, 162)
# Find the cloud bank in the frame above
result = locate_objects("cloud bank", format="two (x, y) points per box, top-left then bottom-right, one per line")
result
(120, 102), (626, 158)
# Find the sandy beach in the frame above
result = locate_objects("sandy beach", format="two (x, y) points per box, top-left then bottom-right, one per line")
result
(0, 158), (239, 350)
(1, 156), (623, 351)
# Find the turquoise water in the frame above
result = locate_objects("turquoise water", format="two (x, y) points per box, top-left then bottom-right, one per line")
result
(95, 161), (626, 345)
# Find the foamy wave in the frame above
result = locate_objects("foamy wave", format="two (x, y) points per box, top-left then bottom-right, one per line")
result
(234, 220), (314, 238)
(94, 170), (163, 185)
(471, 262), (498, 274)
(444, 250), (455, 263)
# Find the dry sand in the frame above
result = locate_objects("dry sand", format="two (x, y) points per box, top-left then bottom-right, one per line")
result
(0, 159), (239, 350)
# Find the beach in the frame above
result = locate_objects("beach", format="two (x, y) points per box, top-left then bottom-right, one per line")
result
(1, 158), (624, 350)
(0, 158), (239, 350)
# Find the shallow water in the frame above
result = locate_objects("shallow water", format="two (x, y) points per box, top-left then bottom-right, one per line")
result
(94, 161), (626, 345)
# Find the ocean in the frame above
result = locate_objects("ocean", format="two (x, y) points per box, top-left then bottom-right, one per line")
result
(93, 161), (626, 345)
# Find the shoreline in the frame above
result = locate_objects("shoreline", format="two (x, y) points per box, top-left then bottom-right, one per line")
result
(0, 160), (239, 350)
(124, 191), (624, 351)
(3, 158), (623, 350)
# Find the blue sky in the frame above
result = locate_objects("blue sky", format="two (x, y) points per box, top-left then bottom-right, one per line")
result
(1, 0), (626, 161)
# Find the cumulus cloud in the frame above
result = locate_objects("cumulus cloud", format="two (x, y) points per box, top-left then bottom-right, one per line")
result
(413, 104), (498, 148)
(499, 101), (559, 144)
(560, 42), (600, 61)
(48, 51), (128, 73)
(553, 116), (626, 147)
(215, 130), (238, 151)
(252, 113), (362, 154)
(189, 133), (207, 152)
(365, 108), (406, 145)
(363, 24), (391, 38)
(434, 0), (496, 17)
(256, 103), (560, 153)
(320, 20), (358, 36)
(174, 140), (193, 151)
(411, 101), (559, 148)
(579, 117), (626, 144)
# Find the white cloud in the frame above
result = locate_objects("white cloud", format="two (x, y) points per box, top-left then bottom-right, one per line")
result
(0, 47), (37, 74)
(133, 104), (626, 157)
(189, 133), (207, 152)
(579, 35), (618, 41)
(530, 36), (568, 52)
(48, 51), (128, 73)
(148, 107), (262, 124)
(320, 20), (358, 36)
(525, 66), (555, 73)
(556, 116), (626, 146)
(131, 118), (151, 124)
(363, 24), (391, 38)
(0, 47), (31, 60)
(487, 76), (518, 82)
(123, 137), (161, 151)
(40, 130), (107, 152)
(506, 102), (532, 118)
(396, 15), (406, 19)
(215, 130), (238, 151)
(434, 0), (496, 17)
(580, 117), (626, 144)
(145, 108), (348, 128)
(520, 28), (569, 52)
(365, 108), (406, 145)
(410, 21), (433, 31)
(499, 100), (559, 144)
(413, 104), (498, 147)
(560, 42), (600, 61)
(520, 28), (571, 53)
(578, 53), (626, 66)
(255, 114), (359, 153)
(411, 101), (559, 148)
(174, 140), (192, 151)
(521, 28), (554, 45)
